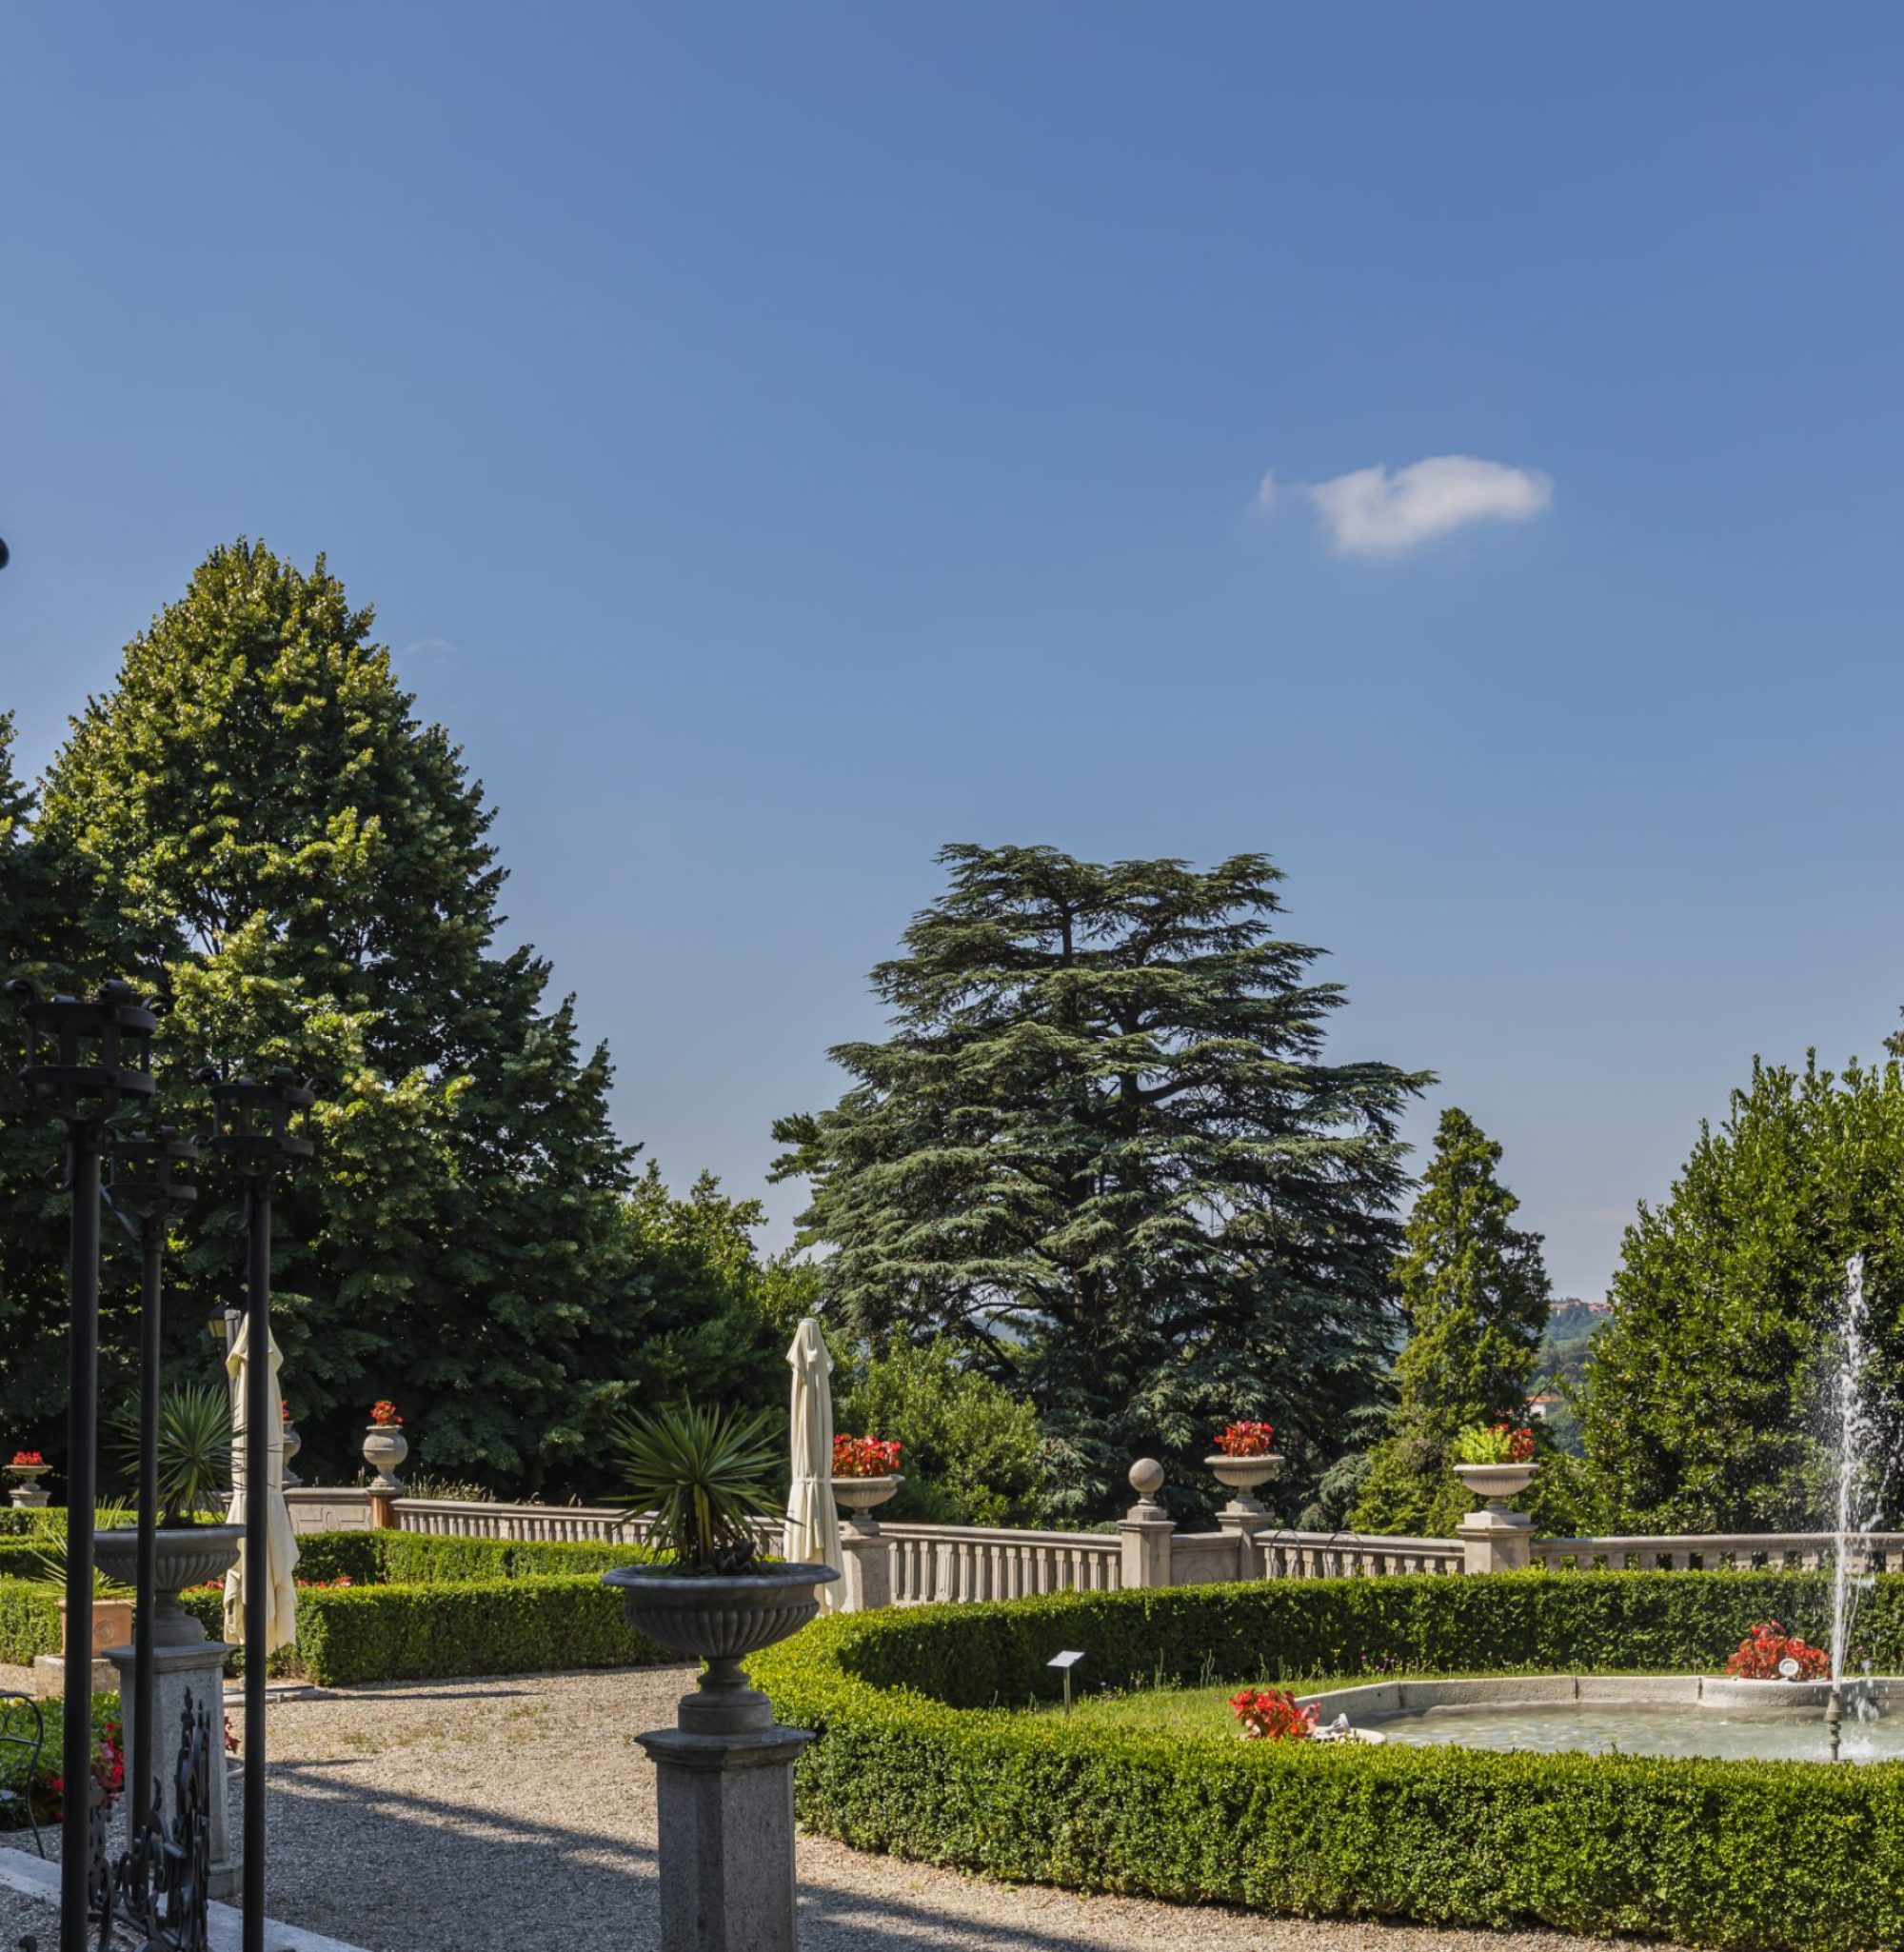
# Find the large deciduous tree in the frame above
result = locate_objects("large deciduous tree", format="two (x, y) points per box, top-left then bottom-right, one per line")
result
(771, 844), (1429, 1522)
(1573, 1055), (1904, 1533)
(1352, 1106), (1551, 1537)
(23, 540), (773, 1491)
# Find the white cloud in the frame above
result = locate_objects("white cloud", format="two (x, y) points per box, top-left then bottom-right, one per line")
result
(1265, 455), (1553, 558)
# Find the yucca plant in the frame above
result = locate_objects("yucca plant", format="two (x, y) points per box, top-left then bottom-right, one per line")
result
(33, 1532), (133, 1597)
(113, 1384), (232, 1527)
(613, 1402), (783, 1574)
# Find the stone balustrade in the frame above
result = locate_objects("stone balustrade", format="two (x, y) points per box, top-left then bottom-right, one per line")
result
(1258, 1530), (1464, 1579)
(883, 1524), (1122, 1603)
(279, 1481), (1904, 1614)
(1533, 1532), (1904, 1572)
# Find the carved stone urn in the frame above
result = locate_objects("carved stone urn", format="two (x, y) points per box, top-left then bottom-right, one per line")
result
(362, 1423), (408, 1494)
(1205, 1451), (1282, 1520)
(93, 1524), (244, 1647)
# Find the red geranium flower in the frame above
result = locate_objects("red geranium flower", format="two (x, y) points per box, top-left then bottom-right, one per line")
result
(1215, 1423), (1276, 1458)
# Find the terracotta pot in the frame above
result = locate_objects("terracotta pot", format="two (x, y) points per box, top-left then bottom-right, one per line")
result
(60, 1595), (134, 1661)
(362, 1424), (408, 1493)
(93, 1524), (244, 1647)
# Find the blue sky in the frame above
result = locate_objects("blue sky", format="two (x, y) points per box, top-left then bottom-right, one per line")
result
(4, 7), (1902, 1300)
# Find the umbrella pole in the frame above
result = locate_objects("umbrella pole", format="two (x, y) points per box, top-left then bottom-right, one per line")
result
(242, 1178), (271, 1952)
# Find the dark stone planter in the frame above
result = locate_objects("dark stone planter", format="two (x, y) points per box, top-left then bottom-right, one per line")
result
(93, 1524), (243, 1646)
(604, 1562), (840, 1735)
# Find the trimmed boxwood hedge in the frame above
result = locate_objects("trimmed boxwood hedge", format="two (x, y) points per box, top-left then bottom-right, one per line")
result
(751, 1573), (1904, 1952)
(0, 1527), (669, 1683)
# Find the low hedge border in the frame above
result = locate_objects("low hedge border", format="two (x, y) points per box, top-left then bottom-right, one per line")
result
(751, 1572), (1904, 1952)
(0, 1528), (668, 1683)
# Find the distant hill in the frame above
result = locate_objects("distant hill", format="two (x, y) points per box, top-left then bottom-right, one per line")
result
(1529, 1298), (1608, 1457)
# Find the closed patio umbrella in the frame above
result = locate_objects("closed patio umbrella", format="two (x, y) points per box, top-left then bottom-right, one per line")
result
(222, 1316), (301, 1652)
(783, 1316), (843, 1610)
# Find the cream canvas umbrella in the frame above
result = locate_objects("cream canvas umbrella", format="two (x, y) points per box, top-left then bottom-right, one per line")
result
(783, 1316), (843, 1610)
(222, 1316), (301, 1652)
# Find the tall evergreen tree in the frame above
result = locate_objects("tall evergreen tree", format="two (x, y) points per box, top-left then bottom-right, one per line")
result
(771, 844), (1430, 1521)
(24, 540), (748, 1492)
(0, 710), (98, 1444)
(1574, 1055), (1904, 1532)
(1352, 1107), (1551, 1537)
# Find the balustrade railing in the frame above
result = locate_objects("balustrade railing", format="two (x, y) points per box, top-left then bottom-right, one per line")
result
(1258, 1530), (1464, 1579)
(883, 1524), (1122, 1603)
(1533, 1532), (1904, 1573)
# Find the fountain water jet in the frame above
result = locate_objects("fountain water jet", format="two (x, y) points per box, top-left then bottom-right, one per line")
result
(1825, 1253), (1883, 1760)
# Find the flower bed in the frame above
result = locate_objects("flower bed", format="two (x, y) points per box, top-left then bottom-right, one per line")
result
(751, 1573), (1904, 1952)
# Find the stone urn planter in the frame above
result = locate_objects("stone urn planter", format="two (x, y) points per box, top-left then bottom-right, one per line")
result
(1454, 1461), (1537, 1517)
(281, 1420), (303, 1489)
(93, 1524), (244, 1647)
(830, 1474), (902, 1523)
(605, 1562), (841, 1734)
(5, 1464), (50, 1509)
(362, 1423), (408, 1493)
(1206, 1451), (1282, 1518)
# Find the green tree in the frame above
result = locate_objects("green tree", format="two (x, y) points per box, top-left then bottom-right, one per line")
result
(0, 710), (103, 1446)
(1574, 1055), (1904, 1533)
(27, 540), (667, 1493)
(836, 1338), (1051, 1526)
(772, 844), (1430, 1523)
(1353, 1107), (1551, 1536)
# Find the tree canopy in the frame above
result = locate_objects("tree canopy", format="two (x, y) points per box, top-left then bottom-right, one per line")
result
(772, 843), (1430, 1521)
(1353, 1106), (1551, 1537)
(1573, 1054), (1904, 1532)
(10, 540), (780, 1490)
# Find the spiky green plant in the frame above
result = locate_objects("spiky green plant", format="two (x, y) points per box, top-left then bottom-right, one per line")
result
(114, 1384), (231, 1527)
(612, 1402), (783, 1573)
(33, 1533), (132, 1597)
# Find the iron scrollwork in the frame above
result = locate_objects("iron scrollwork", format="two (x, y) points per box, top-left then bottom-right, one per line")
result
(80, 1689), (213, 1952)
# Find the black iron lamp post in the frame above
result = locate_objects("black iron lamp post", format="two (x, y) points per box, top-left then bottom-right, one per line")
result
(6, 979), (156, 1952)
(102, 1125), (199, 1845)
(199, 1069), (314, 1952)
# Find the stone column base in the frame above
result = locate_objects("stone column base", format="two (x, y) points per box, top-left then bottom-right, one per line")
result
(636, 1721), (815, 1952)
(1458, 1506), (1533, 1575)
(1216, 1511), (1262, 1580)
(107, 1640), (240, 1899)
(838, 1524), (892, 1611)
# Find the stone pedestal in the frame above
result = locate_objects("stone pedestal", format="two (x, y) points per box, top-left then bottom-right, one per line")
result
(1119, 1459), (1174, 1590)
(635, 1686), (814, 1952)
(108, 1640), (240, 1899)
(1458, 1505), (1533, 1575)
(31, 1652), (118, 1699)
(838, 1520), (892, 1612)
(1216, 1511), (1262, 1580)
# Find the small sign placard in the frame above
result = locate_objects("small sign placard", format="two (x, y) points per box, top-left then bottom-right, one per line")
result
(1047, 1650), (1086, 1670)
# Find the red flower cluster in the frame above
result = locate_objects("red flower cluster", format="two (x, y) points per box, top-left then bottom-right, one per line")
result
(9, 1450), (44, 1467)
(39, 1716), (124, 1821)
(296, 1575), (355, 1588)
(832, 1434), (901, 1479)
(1725, 1620), (1829, 1681)
(1229, 1685), (1317, 1742)
(1487, 1424), (1537, 1464)
(281, 1399), (291, 1424)
(1215, 1422), (1276, 1458)
(369, 1401), (402, 1426)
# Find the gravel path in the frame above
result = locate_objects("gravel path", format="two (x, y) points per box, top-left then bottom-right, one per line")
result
(4, 1664), (1617, 1952)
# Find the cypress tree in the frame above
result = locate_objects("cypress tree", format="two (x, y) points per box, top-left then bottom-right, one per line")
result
(1352, 1106), (1551, 1536)
(772, 843), (1429, 1522)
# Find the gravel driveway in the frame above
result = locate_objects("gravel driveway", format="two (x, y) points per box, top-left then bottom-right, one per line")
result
(3, 1665), (1616, 1952)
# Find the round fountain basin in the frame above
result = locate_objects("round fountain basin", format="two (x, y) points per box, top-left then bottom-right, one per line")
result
(1299, 1675), (1904, 1764)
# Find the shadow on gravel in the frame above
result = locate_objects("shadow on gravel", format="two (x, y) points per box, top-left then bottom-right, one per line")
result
(262, 1764), (1140, 1952)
